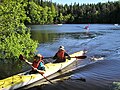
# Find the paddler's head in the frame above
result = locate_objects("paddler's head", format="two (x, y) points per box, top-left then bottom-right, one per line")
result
(34, 54), (43, 61)
(59, 45), (65, 51)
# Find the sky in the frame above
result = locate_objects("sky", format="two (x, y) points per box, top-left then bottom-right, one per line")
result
(50, 0), (118, 5)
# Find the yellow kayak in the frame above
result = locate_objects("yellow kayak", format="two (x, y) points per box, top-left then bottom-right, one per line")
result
(0, 51), (85, 90)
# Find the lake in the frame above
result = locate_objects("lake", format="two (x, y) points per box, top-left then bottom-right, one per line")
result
(1, 24), (120, 90)
(28, 24), (120, 90)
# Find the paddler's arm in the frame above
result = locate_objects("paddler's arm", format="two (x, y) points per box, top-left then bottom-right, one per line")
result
(52, 53), (57, 59)
(24, 59), (32, 65)
(65, 52), (71, 60)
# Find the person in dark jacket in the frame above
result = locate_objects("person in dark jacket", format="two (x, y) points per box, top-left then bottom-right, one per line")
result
(53, 46), (71, 63)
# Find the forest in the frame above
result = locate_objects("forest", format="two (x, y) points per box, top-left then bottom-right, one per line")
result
(26, 0), (120, 24)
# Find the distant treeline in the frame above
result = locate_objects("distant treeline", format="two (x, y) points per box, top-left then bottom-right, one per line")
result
(25, 0), (120, 24)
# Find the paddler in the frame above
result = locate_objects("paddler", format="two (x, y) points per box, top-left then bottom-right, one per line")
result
(53, 45), (71, 63)
(29, 54), (45, 74)
(84, 24), (90, 30)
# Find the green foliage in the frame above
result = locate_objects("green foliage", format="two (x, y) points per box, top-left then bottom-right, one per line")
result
(26, 0), (120, 24)
(51, 3), (56, 17)
(0, 0), (38, 60)
(0, 31), (38, 59)
(27, 1), (57, 24)
(29, 1), (43, 24)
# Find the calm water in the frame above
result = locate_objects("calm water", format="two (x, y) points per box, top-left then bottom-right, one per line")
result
(28, 24), (120, 90)
(30, 24), (113, 56)
(1, 24), (120, 90)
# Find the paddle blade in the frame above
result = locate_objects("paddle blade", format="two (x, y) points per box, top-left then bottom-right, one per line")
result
(19, 54), (24, 61)
(75, 56), (87, 59)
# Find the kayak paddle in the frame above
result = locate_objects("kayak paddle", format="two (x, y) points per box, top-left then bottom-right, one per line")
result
(43, 55), (87, 59)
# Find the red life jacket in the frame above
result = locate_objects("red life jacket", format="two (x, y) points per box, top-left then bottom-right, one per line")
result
(32, 56), (44, 70)
(57, 50), (65, 61)
(84, 26), (89, 29)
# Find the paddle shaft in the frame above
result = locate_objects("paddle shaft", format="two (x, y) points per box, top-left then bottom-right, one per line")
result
(70, 56), (87, 59)
(43, 55), (87, 59)
(19, 56), (53, 84)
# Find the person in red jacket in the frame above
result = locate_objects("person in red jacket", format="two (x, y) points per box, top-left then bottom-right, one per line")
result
(29, 54), (45, 74)
(53, 46), (71, 63)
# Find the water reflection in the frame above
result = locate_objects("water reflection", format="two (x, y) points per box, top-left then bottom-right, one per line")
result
(31, 30), (58, 43)
(31, 30), (100, 44)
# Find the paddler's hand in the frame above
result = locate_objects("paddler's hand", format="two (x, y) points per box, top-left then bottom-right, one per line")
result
(25, 59), (32, 65)
(65, 56), (71, 60)
(19, 54), (25, 61)
(33, 68), (37, 71)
